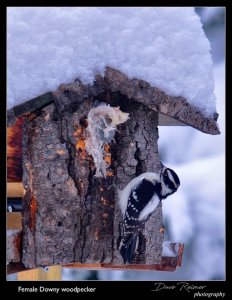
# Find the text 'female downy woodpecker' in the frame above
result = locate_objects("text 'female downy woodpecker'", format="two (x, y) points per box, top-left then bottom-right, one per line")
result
(118, 166), (180, 264)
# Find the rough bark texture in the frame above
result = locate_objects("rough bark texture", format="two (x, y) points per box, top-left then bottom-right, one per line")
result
(104, 68), (220, 135)
(8, 67), (220, 135)
(9, 92), (54, 122)
(22, 89), (163, 268)
(7, 230), (21, 264)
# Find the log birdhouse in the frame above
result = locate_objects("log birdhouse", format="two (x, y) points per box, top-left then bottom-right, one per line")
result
(7, 67), (219, 273)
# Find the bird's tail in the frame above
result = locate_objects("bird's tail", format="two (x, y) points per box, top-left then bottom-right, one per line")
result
(119, 233), (138, 264)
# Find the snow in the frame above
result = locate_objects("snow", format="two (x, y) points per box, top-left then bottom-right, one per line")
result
(162, 241), (178, 257)
(7, 7), (216, 116)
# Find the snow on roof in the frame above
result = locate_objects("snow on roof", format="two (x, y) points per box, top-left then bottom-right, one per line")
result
(7, 7), (216, 117)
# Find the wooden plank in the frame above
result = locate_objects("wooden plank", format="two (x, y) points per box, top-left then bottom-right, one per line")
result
(7, 182), (24, 197)
(177, 243), (184, 267)
(7, 118), (23, 182)
(12, 92), (54, 117)
(7, 212), (22, 230)
(102, 259), (177, 271)
(63, 263), (102, 270)
(8, 243), (183, 274)
(18, 266), (62, 281)
(63, 260), (177, 271)
(63, 244), (184, 272)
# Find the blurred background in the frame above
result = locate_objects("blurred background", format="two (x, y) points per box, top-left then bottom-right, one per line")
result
(8, 7), (225, 281)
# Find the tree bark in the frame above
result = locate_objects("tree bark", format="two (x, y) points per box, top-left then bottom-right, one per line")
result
(22, 89), (163, 268)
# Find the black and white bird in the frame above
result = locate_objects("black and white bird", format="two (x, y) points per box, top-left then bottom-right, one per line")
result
(118, 166), (180, 264)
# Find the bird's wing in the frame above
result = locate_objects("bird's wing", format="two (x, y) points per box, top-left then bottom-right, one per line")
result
(119, 233), (138, 264)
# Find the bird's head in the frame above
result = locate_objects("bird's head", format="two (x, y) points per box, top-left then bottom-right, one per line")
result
(161, 166), (180, 192)
(160, 165), (180, 198)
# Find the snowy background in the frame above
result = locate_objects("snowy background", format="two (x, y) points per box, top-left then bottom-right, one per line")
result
(7, 7), (225, 281)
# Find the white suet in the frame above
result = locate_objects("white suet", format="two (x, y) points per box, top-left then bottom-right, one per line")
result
(85, 103), (129, 177)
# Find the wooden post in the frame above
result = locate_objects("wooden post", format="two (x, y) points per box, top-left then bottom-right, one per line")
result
(7, 182), (24, 198)
(18, 266), (62, 281)
(7, 213), (22, 230)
